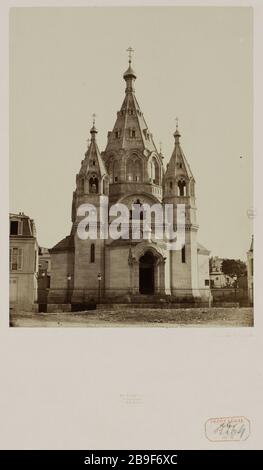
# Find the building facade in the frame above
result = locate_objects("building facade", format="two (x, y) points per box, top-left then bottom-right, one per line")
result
(38, 247), (51, 311)
(9, 213), (38, 311)
(48, 57), (211, 307)
(210, 256), (236, 288)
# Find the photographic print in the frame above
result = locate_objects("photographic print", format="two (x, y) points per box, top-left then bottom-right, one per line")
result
(9, 6), (253, 328)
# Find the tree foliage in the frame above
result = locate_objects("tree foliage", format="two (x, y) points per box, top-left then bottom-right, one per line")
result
(221, 259), (247, 277)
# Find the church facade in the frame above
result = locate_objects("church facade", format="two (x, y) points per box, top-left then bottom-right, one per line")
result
(48, 56), (211, 307)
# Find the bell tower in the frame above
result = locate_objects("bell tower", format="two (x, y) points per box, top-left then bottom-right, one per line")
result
(71, 118), (109, 304)
(163, 121), (200, 298)
(72, 115), (109, 222)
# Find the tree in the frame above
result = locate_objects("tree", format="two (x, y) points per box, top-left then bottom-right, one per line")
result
(221, 259), (247, 278)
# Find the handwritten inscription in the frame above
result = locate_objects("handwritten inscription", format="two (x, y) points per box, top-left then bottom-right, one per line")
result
(120, 393), (144, 405)
(205, 416), (250, 442)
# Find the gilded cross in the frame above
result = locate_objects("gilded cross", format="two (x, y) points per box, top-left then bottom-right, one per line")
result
(92, 113), (96, 126)
(126, 47), (134, 64)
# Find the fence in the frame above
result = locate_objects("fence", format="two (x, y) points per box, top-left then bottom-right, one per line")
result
(35, 286), (253, 313)
(211, 287), (251, 306)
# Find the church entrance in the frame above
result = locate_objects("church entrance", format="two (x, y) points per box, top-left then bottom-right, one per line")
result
(139, 251), (155, 295)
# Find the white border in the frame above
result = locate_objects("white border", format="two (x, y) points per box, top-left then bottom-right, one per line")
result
(0, 0), (262, 450)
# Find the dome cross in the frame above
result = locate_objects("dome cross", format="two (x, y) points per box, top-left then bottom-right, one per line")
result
(126, 47), (134, 65)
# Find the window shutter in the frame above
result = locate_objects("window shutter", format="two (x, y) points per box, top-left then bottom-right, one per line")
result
(11, 247), (18, 270)
(18, 248), (23, 270)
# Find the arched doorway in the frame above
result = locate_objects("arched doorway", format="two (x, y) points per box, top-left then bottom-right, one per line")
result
(139, 251), (155, 294)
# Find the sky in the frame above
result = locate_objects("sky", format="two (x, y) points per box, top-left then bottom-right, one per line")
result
(10, 6), (253, 260)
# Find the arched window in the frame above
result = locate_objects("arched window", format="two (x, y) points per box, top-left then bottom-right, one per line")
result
(90, 244), (95, 263)
(113, 160), (120, 183)
(89, 176), (98, 193)
(127, 156), (143, 182)
(131, 198), (144, 220)
(151, 157), (159, 184)
(127, 159), (133, 182)
(134, 159), (142, 181)
(151, 161), (155, 182)
(178, 179), (186, 196)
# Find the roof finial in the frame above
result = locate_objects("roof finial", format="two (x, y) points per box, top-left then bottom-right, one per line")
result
(174, 117), (181, 143)
(123, 47), (137, 90)
(90, 113), (98, 140)
(126, 46), (134, 65)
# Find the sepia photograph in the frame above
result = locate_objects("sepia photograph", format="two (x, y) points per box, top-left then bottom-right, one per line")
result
(9, 6), (253, 328)
(2, 0), (263, 457)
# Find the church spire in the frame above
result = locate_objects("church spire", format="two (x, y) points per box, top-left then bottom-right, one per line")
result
(72, 116), (108, 224)
(164, 121), (194, 197)
(104, 50), (158, 154)
(78, 115), (107, 179)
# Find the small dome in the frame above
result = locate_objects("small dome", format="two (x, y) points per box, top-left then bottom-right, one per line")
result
(173, 128), (181, 143)
(90, 124), (98, 135)
(173, 129), (181, 138)
(123, 64), (137, 80)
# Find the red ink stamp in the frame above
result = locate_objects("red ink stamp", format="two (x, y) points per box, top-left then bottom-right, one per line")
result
(205, 416), (250, 442)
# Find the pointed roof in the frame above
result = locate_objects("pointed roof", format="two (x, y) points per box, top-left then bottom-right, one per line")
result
(79, 121), (107, 178)
(164, 124), (194, 180)
(105, 55), (158, 154)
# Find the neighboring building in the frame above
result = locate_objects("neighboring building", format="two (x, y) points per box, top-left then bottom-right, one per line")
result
(9, 213), (38, 311)
(38, 247), (51, 311)
(198, 243), (211, 290)
(38, 246), (51, 276)
(48, 55), (211, 308)
(210, 256), (235, 288)
(247, 236), (253, 305)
